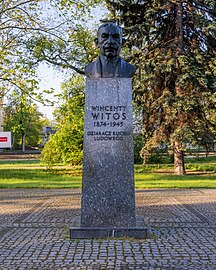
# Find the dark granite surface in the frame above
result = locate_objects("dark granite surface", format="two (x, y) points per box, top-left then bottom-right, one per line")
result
(81, 78), (136, 227)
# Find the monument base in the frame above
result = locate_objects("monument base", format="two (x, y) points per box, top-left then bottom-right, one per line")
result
(70, 216), (147, 239)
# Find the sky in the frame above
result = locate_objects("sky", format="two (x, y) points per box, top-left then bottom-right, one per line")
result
(37, 63), (66, 121)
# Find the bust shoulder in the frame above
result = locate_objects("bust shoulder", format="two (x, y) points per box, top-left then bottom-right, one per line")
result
(85, 56), (135, 78)
(118, 58), (136, 78)
(85, 60), (97, 76)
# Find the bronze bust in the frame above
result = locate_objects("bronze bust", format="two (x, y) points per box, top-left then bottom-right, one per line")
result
(85, 22), (135, 79)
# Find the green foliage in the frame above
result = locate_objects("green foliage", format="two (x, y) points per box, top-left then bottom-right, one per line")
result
(0, 0), (48, 101)
(3, 90), (47, 150)
(146, 153), (173, 165)
(106, 0), (216, 173)
(41, 74), (85, 167)
(135, 160), (216, 173)
(186, 163), (216, 173)
(1, 0), (105, 157)
(0, 0), (103, 102)
(185, 155), (216, 163)
(25, 0), (104, 76)
(133, 134), (143, 164)
(134, 164), (174, 173)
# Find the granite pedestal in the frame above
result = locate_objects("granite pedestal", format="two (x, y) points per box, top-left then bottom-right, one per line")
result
(70, 78), (147, 238)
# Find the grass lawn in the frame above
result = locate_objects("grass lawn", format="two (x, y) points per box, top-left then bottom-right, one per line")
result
(0, 159), (215, 189)
(135, 173), (216, 189)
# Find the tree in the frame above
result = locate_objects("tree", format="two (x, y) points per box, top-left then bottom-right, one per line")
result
(0, 0), (48, 101)
(41, 74), (85, 167)
(3, 90), (47, 151)
(0, 0), (105, 154)
(25, 0), (105, 75)
(106, 0), (216, 174)
(0, 0), (103, 102)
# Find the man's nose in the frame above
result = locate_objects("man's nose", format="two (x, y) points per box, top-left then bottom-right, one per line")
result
(107, 35), (114, 43)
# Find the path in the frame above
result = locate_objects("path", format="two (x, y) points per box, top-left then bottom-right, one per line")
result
(0, 189), (215, 269)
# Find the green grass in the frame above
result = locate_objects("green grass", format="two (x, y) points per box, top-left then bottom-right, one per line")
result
(185, 155), (216, 163)
(134, 163), (216, 173)
(186, 163), (216, 172)
(135, 173), (216, 189)
(0, 168), (82, 188)
(0, 166), (215, 189)
(0, 159), (42, 167)
(0, 159), (215, 188)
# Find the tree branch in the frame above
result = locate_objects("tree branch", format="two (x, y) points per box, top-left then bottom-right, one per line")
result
(0, 0), (36, 15)
(0, 77), (51, 105)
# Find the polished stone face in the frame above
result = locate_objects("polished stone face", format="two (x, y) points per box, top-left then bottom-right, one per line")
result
(81, 78), (136, 228)
(95, 24), (123, 58)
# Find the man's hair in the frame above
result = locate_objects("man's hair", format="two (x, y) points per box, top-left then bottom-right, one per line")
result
(97, 22), (122, 36)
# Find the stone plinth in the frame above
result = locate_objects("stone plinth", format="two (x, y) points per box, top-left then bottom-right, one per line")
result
(70, 78), (147, 238)
(81, 78), (135, 227)
(70, 216), (147, 239)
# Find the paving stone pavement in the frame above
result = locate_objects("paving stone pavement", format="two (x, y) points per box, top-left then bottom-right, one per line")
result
(0, 189), (215, 270)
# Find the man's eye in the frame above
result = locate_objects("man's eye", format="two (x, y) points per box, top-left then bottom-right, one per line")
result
(101, 34), (109, 38)
(112, 34), (120, 38)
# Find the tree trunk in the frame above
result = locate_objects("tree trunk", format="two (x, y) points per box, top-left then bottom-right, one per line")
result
(21, 120), (30, 153)
(174, 141), (186, 175)
(142, 152), (147, 165)
(174, 1), (185, 176)
(22, 133), (26, 153)
(176, 1), (183, 53)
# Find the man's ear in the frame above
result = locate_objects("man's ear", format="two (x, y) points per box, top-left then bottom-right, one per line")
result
(122, 38), (126, 46)
(94, 38), (99, 47)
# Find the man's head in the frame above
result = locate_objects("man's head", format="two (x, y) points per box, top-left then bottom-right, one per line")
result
(95, 22), (125, 58)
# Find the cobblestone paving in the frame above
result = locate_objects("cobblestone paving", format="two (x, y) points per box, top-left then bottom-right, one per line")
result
(0, 189), (215, 269)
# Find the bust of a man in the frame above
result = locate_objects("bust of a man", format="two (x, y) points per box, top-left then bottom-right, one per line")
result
(85, 22), (135, 79)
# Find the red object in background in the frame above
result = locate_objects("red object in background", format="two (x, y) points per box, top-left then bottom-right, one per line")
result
(0, 137), (7, 142)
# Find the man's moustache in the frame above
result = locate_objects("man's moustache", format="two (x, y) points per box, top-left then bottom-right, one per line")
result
(104, 46), (118, 50)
